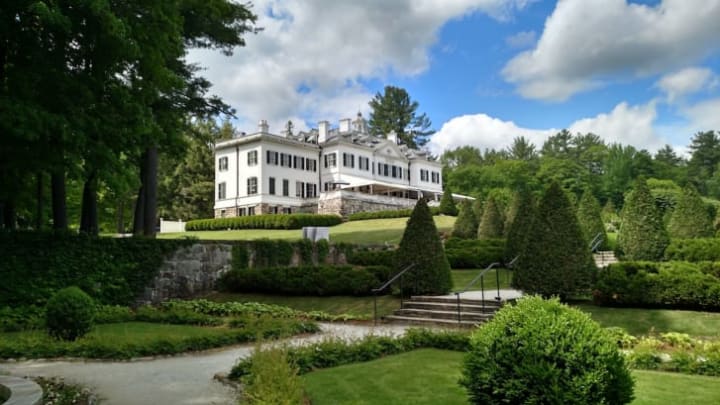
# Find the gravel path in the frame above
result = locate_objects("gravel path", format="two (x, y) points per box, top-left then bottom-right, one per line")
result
(0, 323), (409, 405)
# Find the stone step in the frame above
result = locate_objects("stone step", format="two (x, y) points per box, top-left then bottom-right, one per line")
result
(409, 295), (504, 306)
(401, 300), (501, 313)
(393, 308), (495, 322)
(384, 315), (481, 328)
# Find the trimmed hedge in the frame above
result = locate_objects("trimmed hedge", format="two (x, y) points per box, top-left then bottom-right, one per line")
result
(185, 214), (342, 231)
(444, 238), (505, 269)
(665, 238), (720, 262)
(594, 261), (720, 310)
(218, 265), (391, 296)
(347, 207), (441, 221)
(45, 287), (96, 341)
(346, 248), (396, 268)
(0, 232), (191, 307)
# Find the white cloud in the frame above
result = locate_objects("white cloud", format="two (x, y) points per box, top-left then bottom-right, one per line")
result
(429, 101), (666, 155)
(657, 67), (717, 102)
(505, 30), (536, 49)
(503, 0), (720, 101)
(681, 97), (720, 132)
(187, 0), (536, 132)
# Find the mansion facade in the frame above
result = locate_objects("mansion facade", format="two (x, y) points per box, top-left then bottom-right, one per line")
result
(213, 114), (444, 218)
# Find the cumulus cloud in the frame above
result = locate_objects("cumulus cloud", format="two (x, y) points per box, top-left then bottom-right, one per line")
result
(187, 0), (536, 133)
(681, 98), (720, 132)
(505, 30), (536, 49)
(429, 101), (666, 155)
(657, 67), (717, 102)
(502, 0), (720, 101)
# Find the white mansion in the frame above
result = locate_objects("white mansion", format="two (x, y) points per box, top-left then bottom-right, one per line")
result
(213, 114), (444, 218)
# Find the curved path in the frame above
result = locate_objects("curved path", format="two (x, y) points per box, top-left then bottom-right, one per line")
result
(0, 323), (408, 405)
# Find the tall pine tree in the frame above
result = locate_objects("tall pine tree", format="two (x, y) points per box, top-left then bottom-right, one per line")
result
(617, 178), (670, 260)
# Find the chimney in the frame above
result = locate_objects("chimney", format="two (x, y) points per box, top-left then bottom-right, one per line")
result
(339, 118), (351, 133)
(258, 119), (269, 133)
(318, 120), (329, 143)
(388, 130), (398, 144)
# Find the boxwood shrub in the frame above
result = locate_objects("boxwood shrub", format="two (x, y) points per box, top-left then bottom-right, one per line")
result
(185, 214), (342, 231)
(444, 238), (505, 269)
(594, 261), (720, 310)
(665, 238), (720, 262)
(218, 265), (391, 296)
(45, 287), (96, 341)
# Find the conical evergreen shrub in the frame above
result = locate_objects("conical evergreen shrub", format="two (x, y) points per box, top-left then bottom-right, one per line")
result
(504, 190), (535, 261)
(477, 197), (503, 239)
(617, 178), (670, 261)
(668, 185), (714, 239)
(513, 182), (595, 298)
(452, 200), (479, 239)
(472, 197), (483, 221)
(396, 198), (452, 295)
(577, 190), (608, 250)
(439, 186), (458, 216)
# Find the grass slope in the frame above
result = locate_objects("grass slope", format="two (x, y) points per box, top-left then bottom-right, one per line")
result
(303, 349), (720, 405)
(159, 216), (456, 244)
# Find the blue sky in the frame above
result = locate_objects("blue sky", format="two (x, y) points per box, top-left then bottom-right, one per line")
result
(189, 0), (720, 155)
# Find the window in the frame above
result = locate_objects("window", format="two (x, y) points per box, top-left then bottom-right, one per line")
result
(248, 206), (255, 215)
(391, 165), (397, 178)
(296, 181), (304, 197)
(247, 150), (257, 166)
(218, 182), (226, 199)
(269, 177), (276, 195)
(239, 207), (247, 216)
(431, 171), (440, 184)
(359, 156), (370, 171)
(293, 155), (298, 169)
(270, 206), (279, 214)
(218, 157), (228, 171)
(301, 157), (306, 170)
(247, 177), (257, 195)
(283, 179), (289, 196)
(306, 183), (316, 198)
(312, 159), (317, 172)
(282, 207), (292, 214)
(280, 153), (286, 167)
(383, 164), (389, 177)
(220, 209), (226, 218)
(266, 150), (278, 165)
(420, 169), (429, 182)
(343, 153), (355, 168)
(325, 153), (337, 168)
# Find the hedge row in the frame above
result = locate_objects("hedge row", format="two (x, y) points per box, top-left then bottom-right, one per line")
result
(594, 261), (720, 310)
(0, 232), (191, 307)
(346, 248), (396, 268)
(347, 207), (441, 221)
(219, 265), (392, 296)
(664, 238), (720, 262)
(444, 238), (505, 269)
(185, 214), (342, 231)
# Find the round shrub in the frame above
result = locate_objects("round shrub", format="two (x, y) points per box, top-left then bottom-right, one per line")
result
(461, 296), (634, 405)
(45, 286), (96, 341)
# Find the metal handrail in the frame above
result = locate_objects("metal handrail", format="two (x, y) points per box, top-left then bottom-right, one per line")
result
(372, 263), (416, 325)
(453, 262), (502, 324)
(506, 255), (520, 269)
(589, 232), (603, 252)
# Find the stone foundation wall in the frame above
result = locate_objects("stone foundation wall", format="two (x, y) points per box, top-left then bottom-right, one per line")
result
(140, 243), (233, 304)
(318, 190), (417, 217)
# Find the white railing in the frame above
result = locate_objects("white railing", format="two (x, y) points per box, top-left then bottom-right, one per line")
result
(160, 218), (186, 233)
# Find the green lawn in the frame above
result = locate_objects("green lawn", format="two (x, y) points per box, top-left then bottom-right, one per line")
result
(451, 268), (512, 291)
(159, 216), (456, 244)
(575, 303), (720, 337)
(303, 349), (720, 405)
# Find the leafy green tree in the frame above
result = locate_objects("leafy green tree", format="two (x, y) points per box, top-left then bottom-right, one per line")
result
(577, 190), (608, 250)
(668, 185), (714, 239)
(513, 182), (595, 298)
(451, 200), (479, 239)
(617, 178), (670, 260)
(368, 86), (433, 149)
(477, 197), (503, 239)
(601, 144), (637, 208)
(688, 131), (720, 194)
(396, 198), (452, 295)
(541, 129), (573, 159)
(439, 186), (458, 216)
(441, 146), (483, 169)
(504, 190), (535, 261)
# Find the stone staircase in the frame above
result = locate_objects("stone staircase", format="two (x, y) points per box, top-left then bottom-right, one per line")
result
(384, 295), (506, 327)
(593, 250), (618, 268)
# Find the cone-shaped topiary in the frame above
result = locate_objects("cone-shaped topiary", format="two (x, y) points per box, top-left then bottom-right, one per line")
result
(439, 186), (458, 216)
(461, 296), (634, 405)
(452, 200), (479, 239)
(504, 190), (535, 261)
(577, 190), (608, 250)
(472, 197), (483, 222)
(396, 198), (452, 295)
(617, 178), (670, 260)
(668, 185), (714, 239)
(46, 286), (96, 341)
(477, 196), (503, 239)
(513, 182), (595, 298)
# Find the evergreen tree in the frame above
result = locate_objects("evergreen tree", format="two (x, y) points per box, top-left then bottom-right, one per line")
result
(472, 197), (483, 221)
(439, 186), (458, 216)
(513, 182), (594, 298)
(577, 190), (608, 250)
(504, 190), (535, 261)
(477, 197), (503, 239)
(668, 185), (714, 239)
(367, 86), (434, 148)
(617, 178), (670, 260)
(451, 200), (479, 239)
(396, 198), (452, 295)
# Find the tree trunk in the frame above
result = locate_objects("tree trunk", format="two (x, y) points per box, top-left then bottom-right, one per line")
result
(35, 172), (43, 230)
(51, 170), (67, 230)
(143, 146), (158, 237)
(133, 186), (145, 236)
(116, 199), (125, 234)
(79, 170), (98, 235)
